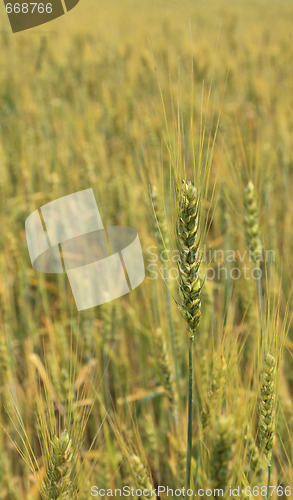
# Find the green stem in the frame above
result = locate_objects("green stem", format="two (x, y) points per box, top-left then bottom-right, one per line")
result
(193, 437), (201, 498)
(266, 461), (272, 500)
(185, 333), (194, 497)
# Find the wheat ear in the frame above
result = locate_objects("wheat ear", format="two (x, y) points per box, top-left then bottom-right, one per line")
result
(42, 430), (75, 500)
(154, 327), (178, 426)
(243, 180), (264, 348)
(177, 180), (201, 333)
(257, 352), (276, 500)
(129, 454), (156, 500)
(257, 353), (276, 461)
(210, 415), (236, 498)
(150, 184), (170, 256)
(177, 179), (201, 495)
(244, 180), (263, 265)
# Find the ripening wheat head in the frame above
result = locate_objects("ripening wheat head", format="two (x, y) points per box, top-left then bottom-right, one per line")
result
(210, 415), (236, 495)
(243, 181), (263, 264)
(177, 180), (201, 336)
(257, 352), (276, 463)
(42, 430), (75, 500)
(129, 454), (156, 500)
(154, 328), (176, 405)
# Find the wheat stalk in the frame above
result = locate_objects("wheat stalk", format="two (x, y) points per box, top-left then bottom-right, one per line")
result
(177, 179), (201, 496)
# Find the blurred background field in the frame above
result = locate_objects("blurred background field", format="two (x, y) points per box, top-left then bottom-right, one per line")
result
(1, 0), (293, 498)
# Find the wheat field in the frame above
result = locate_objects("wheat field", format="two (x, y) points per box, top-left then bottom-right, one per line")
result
(1, 0), (293, 498)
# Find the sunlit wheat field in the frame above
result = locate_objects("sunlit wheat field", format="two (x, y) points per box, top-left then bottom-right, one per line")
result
(1, 0), (293, 498)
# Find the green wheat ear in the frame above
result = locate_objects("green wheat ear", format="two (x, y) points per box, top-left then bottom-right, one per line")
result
(257, 352), (276, 463)
(143, 414), (159, 467)
(210, 415), (236, 496)
(243, 425), (265, 482)
(42, 430), (76, 500)
(202, 355), (227, 429)
(177, 180), (201, 336)
(243, 180), (263, 264)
